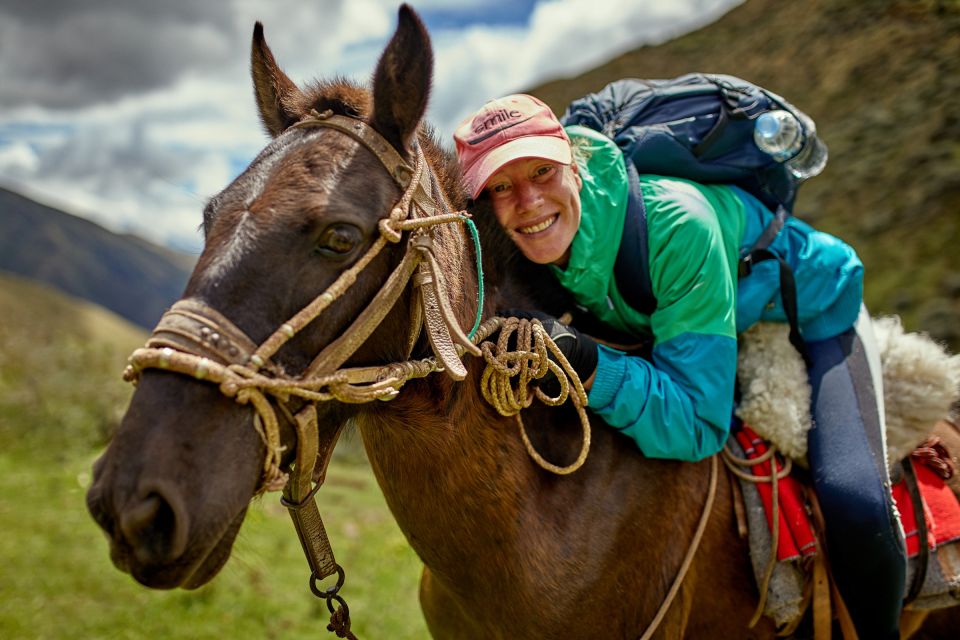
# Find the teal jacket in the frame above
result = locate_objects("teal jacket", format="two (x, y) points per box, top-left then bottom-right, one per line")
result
(553, 126), (863, 460)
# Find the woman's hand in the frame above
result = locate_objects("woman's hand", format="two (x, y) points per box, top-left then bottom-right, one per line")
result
(498, 309), (598, 389)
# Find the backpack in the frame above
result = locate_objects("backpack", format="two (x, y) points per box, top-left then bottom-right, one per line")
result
(560, 74), (825, 361)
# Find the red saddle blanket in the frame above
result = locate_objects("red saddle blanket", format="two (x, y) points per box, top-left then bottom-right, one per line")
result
(893, 459), (960, 557)
(737, 426), (960, 561)
(735, 427), (816, 561)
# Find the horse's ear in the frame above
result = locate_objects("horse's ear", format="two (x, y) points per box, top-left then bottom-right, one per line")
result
(251, 22), (307, 137)
(370, 5), (433, 153)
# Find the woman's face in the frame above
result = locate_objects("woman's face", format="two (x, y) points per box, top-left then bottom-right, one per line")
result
(485, 156), (583, 266)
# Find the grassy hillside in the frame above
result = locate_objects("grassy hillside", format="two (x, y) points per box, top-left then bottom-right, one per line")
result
(0, 272), (145, 453)
(0, 187), (195, 330)
(531, 0), (960, 349)
(0, 273), (428, 639)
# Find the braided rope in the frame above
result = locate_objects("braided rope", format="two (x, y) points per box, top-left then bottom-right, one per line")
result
(720, 443), (793, 627)
(479, 317), (591, 475)
(124, 344), (438, 486)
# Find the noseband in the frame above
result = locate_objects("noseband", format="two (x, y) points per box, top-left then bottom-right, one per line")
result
(125, 110), (486, 491)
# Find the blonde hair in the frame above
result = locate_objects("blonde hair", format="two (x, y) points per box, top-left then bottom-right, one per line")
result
(570, 136), (593, 166)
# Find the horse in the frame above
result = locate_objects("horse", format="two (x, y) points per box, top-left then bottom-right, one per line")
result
(86, 5), (960, 638)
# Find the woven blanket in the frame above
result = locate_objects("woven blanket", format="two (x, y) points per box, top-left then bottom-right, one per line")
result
(732, 432), (960, 626)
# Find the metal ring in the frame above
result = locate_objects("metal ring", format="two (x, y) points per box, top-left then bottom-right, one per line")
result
(310, 564), (345, 599)
(279, 480), (323, 510)
(326, 593), (350, 618)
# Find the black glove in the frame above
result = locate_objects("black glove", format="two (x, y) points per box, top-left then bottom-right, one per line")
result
(498, 309), (598, 382)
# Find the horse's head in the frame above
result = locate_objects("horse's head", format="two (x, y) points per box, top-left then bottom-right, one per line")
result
(86, 5), (468, 589)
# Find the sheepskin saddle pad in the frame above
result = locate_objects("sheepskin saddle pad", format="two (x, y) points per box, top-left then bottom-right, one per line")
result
(735, 316), (960, 466)
(731, 317), (960, 627)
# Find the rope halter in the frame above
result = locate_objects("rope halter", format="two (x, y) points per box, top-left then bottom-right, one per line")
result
(123, 110), (482, 491)
(119, 109), (597, 640)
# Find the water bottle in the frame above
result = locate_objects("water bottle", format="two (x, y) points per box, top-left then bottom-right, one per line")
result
(785, 111), (828, 181)
(753, 110), (828, 181)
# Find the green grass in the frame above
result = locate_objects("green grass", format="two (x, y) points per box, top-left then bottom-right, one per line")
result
(0, 274), (429, 639)
(0, 450), (428, 640)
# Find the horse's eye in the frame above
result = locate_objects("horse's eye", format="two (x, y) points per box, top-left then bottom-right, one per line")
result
(315, 224), (362, 257)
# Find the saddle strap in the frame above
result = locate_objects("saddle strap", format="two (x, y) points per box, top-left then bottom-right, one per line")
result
(902, 457), (930, 604)
(638, 455), (718, 640)
(808, 489), (859, 640)
(812, 550), (831, 639)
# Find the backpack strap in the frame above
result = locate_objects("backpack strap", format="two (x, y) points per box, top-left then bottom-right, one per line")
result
(614, 160), (657, 315)
(615, 171), (810, 367)
(738, 206), (811, 366)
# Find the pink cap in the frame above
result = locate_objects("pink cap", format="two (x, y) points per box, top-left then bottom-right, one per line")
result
(454, 94), (572, 199)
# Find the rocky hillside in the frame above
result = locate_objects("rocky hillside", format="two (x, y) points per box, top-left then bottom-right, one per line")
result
(531, 0), (960, 348)
(0, 187), (195, 329)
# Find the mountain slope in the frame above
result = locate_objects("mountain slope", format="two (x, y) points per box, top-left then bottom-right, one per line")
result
(0, 187), (195, 329)
(530, 0), (960, 348)
(0, 271), (145, 452)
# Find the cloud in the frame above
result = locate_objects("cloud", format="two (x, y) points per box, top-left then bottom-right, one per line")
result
(0, 0), (743, 252)
(429, 0), (743, 135)
(0, 1), (231, 109)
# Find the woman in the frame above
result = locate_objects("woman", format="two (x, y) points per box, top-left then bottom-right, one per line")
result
(454, 93), (906, 637)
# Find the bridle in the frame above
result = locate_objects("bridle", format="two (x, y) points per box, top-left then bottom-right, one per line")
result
(123, 109), (491, 637)
(119, 109), (711, 640)
(125, 109), (485, 486)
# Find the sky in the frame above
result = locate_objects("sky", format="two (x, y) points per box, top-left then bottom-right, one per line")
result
(0, 0), (742, 253)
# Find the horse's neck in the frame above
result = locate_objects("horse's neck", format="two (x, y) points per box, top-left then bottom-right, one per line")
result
(356, 373), (524, 571)
(354, 228), (588, 578)
(353, 215), (730, 624)
(355, 365), (710, 598)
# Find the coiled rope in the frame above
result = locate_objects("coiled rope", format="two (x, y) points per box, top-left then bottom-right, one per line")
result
(478, 316), (591, 475)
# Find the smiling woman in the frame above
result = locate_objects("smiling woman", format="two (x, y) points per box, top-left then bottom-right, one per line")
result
(452, 77), (916, 636)
(485, 156), (583, 265)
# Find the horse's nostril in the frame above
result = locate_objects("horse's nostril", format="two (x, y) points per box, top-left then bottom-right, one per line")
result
(119, 488), (189, 565)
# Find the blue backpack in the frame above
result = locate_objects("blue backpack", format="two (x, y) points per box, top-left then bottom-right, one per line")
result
(560, 74), (826, 361)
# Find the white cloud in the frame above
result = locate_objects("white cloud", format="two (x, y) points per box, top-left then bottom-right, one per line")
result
(429, 0), (743, 136)
(0, 0), (744, 253)
(0, 141), (39, 173)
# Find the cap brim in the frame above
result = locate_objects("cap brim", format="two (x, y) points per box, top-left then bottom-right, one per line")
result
(464, 136), (572, 199)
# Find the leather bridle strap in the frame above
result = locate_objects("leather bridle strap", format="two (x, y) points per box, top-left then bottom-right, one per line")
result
(122, 111), (487, 639)
(281, 405), (344, 591)
(247, 111), (429, 369)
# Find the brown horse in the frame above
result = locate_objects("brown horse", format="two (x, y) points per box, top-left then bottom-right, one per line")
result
(86, 6), (960, 638)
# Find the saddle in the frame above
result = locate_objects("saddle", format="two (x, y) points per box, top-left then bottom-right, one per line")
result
(731, 317), (960, 632)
